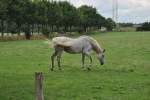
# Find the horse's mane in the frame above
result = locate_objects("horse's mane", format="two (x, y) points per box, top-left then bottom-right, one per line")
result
(82, 36), (102, 53)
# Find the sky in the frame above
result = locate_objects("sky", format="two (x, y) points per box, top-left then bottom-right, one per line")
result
(54, 0), (150, 23)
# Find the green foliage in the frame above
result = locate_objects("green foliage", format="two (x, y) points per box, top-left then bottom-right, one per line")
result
(105, 18), (116, 31)
(42, 27), (50, 38)
(58, 1), (79, 29)
(78, 5), (111, 32)
(7, 21), (18, 34)
(0, 0), (115, 36)
(0, 0), (8, 20)
(137, 22), (150, 31)
(119, 23), (133, 27)
(78, 5), (98, 31)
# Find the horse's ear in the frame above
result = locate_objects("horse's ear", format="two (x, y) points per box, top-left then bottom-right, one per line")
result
(103, 49), (106, 53)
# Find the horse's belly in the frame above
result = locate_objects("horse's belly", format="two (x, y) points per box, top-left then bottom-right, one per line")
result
(64, 46), (82, 54)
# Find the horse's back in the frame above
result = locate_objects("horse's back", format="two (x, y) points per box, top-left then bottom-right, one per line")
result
(52, 36), (73, 47)
(52, 36), (94, 47)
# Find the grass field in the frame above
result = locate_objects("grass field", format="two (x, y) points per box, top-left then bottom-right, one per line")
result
(0, 32), (150, 100)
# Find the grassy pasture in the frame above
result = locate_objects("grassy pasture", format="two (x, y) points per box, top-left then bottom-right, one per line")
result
(0, 32), (150, 100)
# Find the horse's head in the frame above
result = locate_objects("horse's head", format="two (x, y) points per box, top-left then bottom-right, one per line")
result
(97, 49), (106, 65)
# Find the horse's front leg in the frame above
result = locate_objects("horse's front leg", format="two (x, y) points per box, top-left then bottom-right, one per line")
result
(85, 53), (93, 71)
(57, 51), (63, 70)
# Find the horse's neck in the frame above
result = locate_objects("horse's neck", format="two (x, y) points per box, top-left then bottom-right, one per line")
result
(90, 39), (103, 54)
(93, 45), (103, 54)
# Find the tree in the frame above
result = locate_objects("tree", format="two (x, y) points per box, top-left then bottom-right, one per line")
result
(105, 18), (116, 31)
(78, 5), (106, 32)
(0, 0), (115, 39)
(0, 0), (9, 37)
(141, 22), (150, 31)
(137, 22), (150, 31)
(119, 23), (133, 27)
(58, 1), (79, 32)
(46, 1), (60, 32)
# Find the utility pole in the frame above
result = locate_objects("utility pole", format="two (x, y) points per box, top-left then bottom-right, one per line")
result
(113, 0), (119, 31)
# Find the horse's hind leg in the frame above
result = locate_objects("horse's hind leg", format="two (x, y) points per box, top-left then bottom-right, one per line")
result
(51, 50), (58, 71)
(82, 53), (85, 69)
(57, 50), (63, 70)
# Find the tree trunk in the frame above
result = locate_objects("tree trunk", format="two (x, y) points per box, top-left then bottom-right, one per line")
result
(1, 20), (4, 38)
(51, 25), (54, 32)
(25, 24), (31, 40)
(84, 25), (87, 32)
(37, 24), (40, 34)
(56, 25), (59, 32)
(98, 25), (101, 29)
(69, 26), (72, 32)
(64, 26), (67, 32)
(31, 24), (34, 35)
(17, 23), (21, 36)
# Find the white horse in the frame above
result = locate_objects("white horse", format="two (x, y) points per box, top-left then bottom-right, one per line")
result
(51, 35), (105, 71)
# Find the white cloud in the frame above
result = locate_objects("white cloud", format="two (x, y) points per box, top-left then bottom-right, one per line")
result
(54, 0), (150, 23)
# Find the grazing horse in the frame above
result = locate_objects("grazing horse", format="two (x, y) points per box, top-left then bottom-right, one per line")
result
(51, 36), (105, 71)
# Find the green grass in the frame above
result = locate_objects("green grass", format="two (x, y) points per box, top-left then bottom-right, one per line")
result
(0, 32), (150, 100)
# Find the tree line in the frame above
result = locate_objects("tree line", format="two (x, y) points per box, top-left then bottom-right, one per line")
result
(137, 22), (150, 31)
(0, 0), (115, 39)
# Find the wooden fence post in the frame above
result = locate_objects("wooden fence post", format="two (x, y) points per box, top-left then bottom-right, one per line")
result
(35, 72), (44, 100)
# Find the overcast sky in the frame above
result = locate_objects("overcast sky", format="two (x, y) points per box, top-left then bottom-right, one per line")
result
(54, 0), (150, 23)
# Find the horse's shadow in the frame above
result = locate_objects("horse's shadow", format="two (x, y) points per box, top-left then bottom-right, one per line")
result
(48, 64), (135, 74)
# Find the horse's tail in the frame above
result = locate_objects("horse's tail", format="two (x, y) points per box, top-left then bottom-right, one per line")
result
(44, 38), (53, 48)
